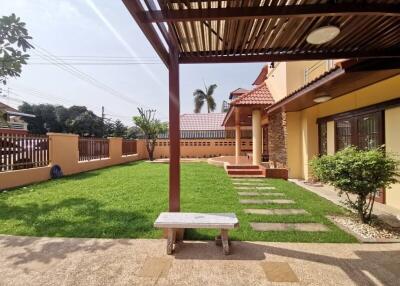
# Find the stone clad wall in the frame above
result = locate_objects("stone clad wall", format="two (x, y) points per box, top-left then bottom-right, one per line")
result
(268, 112), (287, 167)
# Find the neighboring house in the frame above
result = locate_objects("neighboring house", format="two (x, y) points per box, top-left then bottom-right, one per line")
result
(223, 59), (400, 209)
(0, 101), (35, 134)
(159, 113), (251, 139)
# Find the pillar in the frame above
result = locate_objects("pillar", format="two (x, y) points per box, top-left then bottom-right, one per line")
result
(169, 48), (180, 212)
(252, 109), (262, 165)
(235, 125), (241, 161)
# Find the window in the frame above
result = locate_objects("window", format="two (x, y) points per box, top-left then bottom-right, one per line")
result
(318, 122), (328, 155)
(335, 111), (383, 151)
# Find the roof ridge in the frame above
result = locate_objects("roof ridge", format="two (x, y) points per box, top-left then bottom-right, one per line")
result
(230, 82), (268, 105)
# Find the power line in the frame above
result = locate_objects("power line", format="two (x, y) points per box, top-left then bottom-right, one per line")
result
(30, 43), (167, 118)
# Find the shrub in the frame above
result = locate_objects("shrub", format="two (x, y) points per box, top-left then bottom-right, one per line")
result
(310, 147), (399, 223)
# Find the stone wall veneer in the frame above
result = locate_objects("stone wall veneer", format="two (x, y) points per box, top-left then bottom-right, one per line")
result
(268, 112), (288, 167)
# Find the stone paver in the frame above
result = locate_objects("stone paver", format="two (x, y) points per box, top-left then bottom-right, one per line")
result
(235, 186), (276, 190)
(240, 199), (294, 204)
(262, 262), (300, 282)
(1, 235), (400, 286)
(244, 209), (309, 215)
(238, 192), (284, 197)
(233, 182), (269, 186)
(250, 223), (329, 232)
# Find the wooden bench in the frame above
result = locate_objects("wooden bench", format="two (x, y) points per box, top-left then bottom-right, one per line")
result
(154, 212), (239, 255)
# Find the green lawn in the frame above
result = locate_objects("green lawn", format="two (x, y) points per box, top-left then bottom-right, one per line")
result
(0, 162), (356, 242)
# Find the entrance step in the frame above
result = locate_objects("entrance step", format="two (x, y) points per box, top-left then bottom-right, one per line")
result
(229, 174), (265, 178)
(226, 165), (260, 170)
(244, 209), (308, 215)
(240, 199), (294, 205)
(250, 223), (329, 232)
(228, 169), (263, 176)
(238, 192), (284, 196)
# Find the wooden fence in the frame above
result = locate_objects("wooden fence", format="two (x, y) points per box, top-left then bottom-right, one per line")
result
(0, 132), (49, 172)
(78, 137), (109, 161)
(122, 139), (137, 156)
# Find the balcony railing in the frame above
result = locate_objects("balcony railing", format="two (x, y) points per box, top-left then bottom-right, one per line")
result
(0, 121), (28, 130)
(304, 60), (334, 85)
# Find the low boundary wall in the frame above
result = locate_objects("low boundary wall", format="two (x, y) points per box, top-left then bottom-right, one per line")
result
(0, 133), (147, 190)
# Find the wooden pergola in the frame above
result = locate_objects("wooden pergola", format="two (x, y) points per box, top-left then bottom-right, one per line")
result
(122, 0), (400, 211)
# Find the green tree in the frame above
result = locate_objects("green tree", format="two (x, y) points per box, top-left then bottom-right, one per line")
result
(1, 13), (33, 85)
(193, 83), (217, 113)
(310, 147), (399, 223)
(113, 119), (127, 137)
(133, 108), (167, 161)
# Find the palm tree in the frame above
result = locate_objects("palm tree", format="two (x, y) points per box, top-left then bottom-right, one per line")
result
(193, 84), (217, 113)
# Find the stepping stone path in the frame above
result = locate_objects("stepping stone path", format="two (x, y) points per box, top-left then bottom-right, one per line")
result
(235, 186), (276, 190)
(250, 223), (329, 232)
(238, 192), (284, 197)
(244, 209), (309, 215)
(240, 199), (294, 204)
(233, 182), (269, 186)
(230, 177), (329, 233)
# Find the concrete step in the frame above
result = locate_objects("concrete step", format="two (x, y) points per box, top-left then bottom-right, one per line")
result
(228, 169), (264, 176)
(226, 165), (260, 170)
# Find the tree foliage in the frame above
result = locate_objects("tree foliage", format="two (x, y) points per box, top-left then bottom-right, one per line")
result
(0, 13), (34, 85)
(310, 147), (399, 223)
(133, 108), (167, 161)
(193, 83), (217, 113)
(18, 102), (130, 137)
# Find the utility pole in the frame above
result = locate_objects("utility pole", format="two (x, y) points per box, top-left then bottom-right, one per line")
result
(101, 106), (105, 137)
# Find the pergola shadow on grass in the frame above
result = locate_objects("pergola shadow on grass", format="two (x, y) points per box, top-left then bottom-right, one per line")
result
(0, 162), (355, 243)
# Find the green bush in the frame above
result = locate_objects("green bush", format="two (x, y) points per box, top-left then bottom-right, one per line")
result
(310, 147), (399, 223)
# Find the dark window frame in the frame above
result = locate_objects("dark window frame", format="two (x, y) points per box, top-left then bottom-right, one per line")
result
(318, 121), (328, 156)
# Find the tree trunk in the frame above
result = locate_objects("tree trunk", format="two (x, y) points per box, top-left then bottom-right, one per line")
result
(146, 140), (154, 161)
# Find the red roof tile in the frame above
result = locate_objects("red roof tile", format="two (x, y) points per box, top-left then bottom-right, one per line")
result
(180, 113), (226, 131)
(252, 64), (269, 85)
(230, 83), (274, 106)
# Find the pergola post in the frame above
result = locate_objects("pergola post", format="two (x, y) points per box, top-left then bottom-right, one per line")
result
(169, 48), (180, 212)
(252, 109), (262, 165)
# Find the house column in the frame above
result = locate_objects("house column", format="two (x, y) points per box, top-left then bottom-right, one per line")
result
(252, 109), (262, 165)
(235, 107), (241, 162)
(169, 48), (180, 212)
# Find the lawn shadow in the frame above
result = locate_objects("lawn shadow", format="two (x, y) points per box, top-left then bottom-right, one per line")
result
(174, 241), (400, 286)
(0, 197), (154, 238)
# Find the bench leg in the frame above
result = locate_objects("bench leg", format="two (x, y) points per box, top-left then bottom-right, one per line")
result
(167, 228), (176, 255)
(220, 229), (230, 255)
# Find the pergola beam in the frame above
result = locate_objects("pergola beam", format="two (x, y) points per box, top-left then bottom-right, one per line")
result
(122, 0), (170, 67)
(179, 49), (400, 64)
(141, 4), (400, 23)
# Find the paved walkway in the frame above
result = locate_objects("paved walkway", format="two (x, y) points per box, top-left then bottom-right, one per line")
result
(0, 235), (399, 286)
(291, 179), (400, 228)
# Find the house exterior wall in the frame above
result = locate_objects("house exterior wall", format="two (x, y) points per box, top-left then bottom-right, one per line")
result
(285, 75), (400, 209)
(265, 63), (287, 102)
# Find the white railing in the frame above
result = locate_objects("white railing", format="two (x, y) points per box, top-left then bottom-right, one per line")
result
(304, 60), (334, 84)
(0, 122), (28, 130)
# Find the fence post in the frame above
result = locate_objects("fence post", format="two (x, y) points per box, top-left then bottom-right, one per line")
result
(47, 133), (79, 175)
(108, 137), (122, 163)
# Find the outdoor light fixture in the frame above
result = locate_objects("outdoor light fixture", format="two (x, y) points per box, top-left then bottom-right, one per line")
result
(313, 95), (332, 103)
(306, 25), (340, 45)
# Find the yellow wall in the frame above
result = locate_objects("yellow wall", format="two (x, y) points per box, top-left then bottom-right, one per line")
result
(385, 107), (400, 209)
(326, 121), (335, 155)
(286, 75), (400, 208)
(266, 62), (287, 102)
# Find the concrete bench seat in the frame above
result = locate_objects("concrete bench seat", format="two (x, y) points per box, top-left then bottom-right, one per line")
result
(154, 212), (239, 255)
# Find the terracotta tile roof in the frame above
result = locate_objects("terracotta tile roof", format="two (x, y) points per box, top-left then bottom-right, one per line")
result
(229, 88), (249, 99)
(252, 64), (269, 85)
(0, 101), (18, 113)
(180, 113), (226, 131)
(230, 83), (274, 106)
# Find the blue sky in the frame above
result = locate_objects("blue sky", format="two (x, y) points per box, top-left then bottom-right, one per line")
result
(2, 0), (265, 125)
